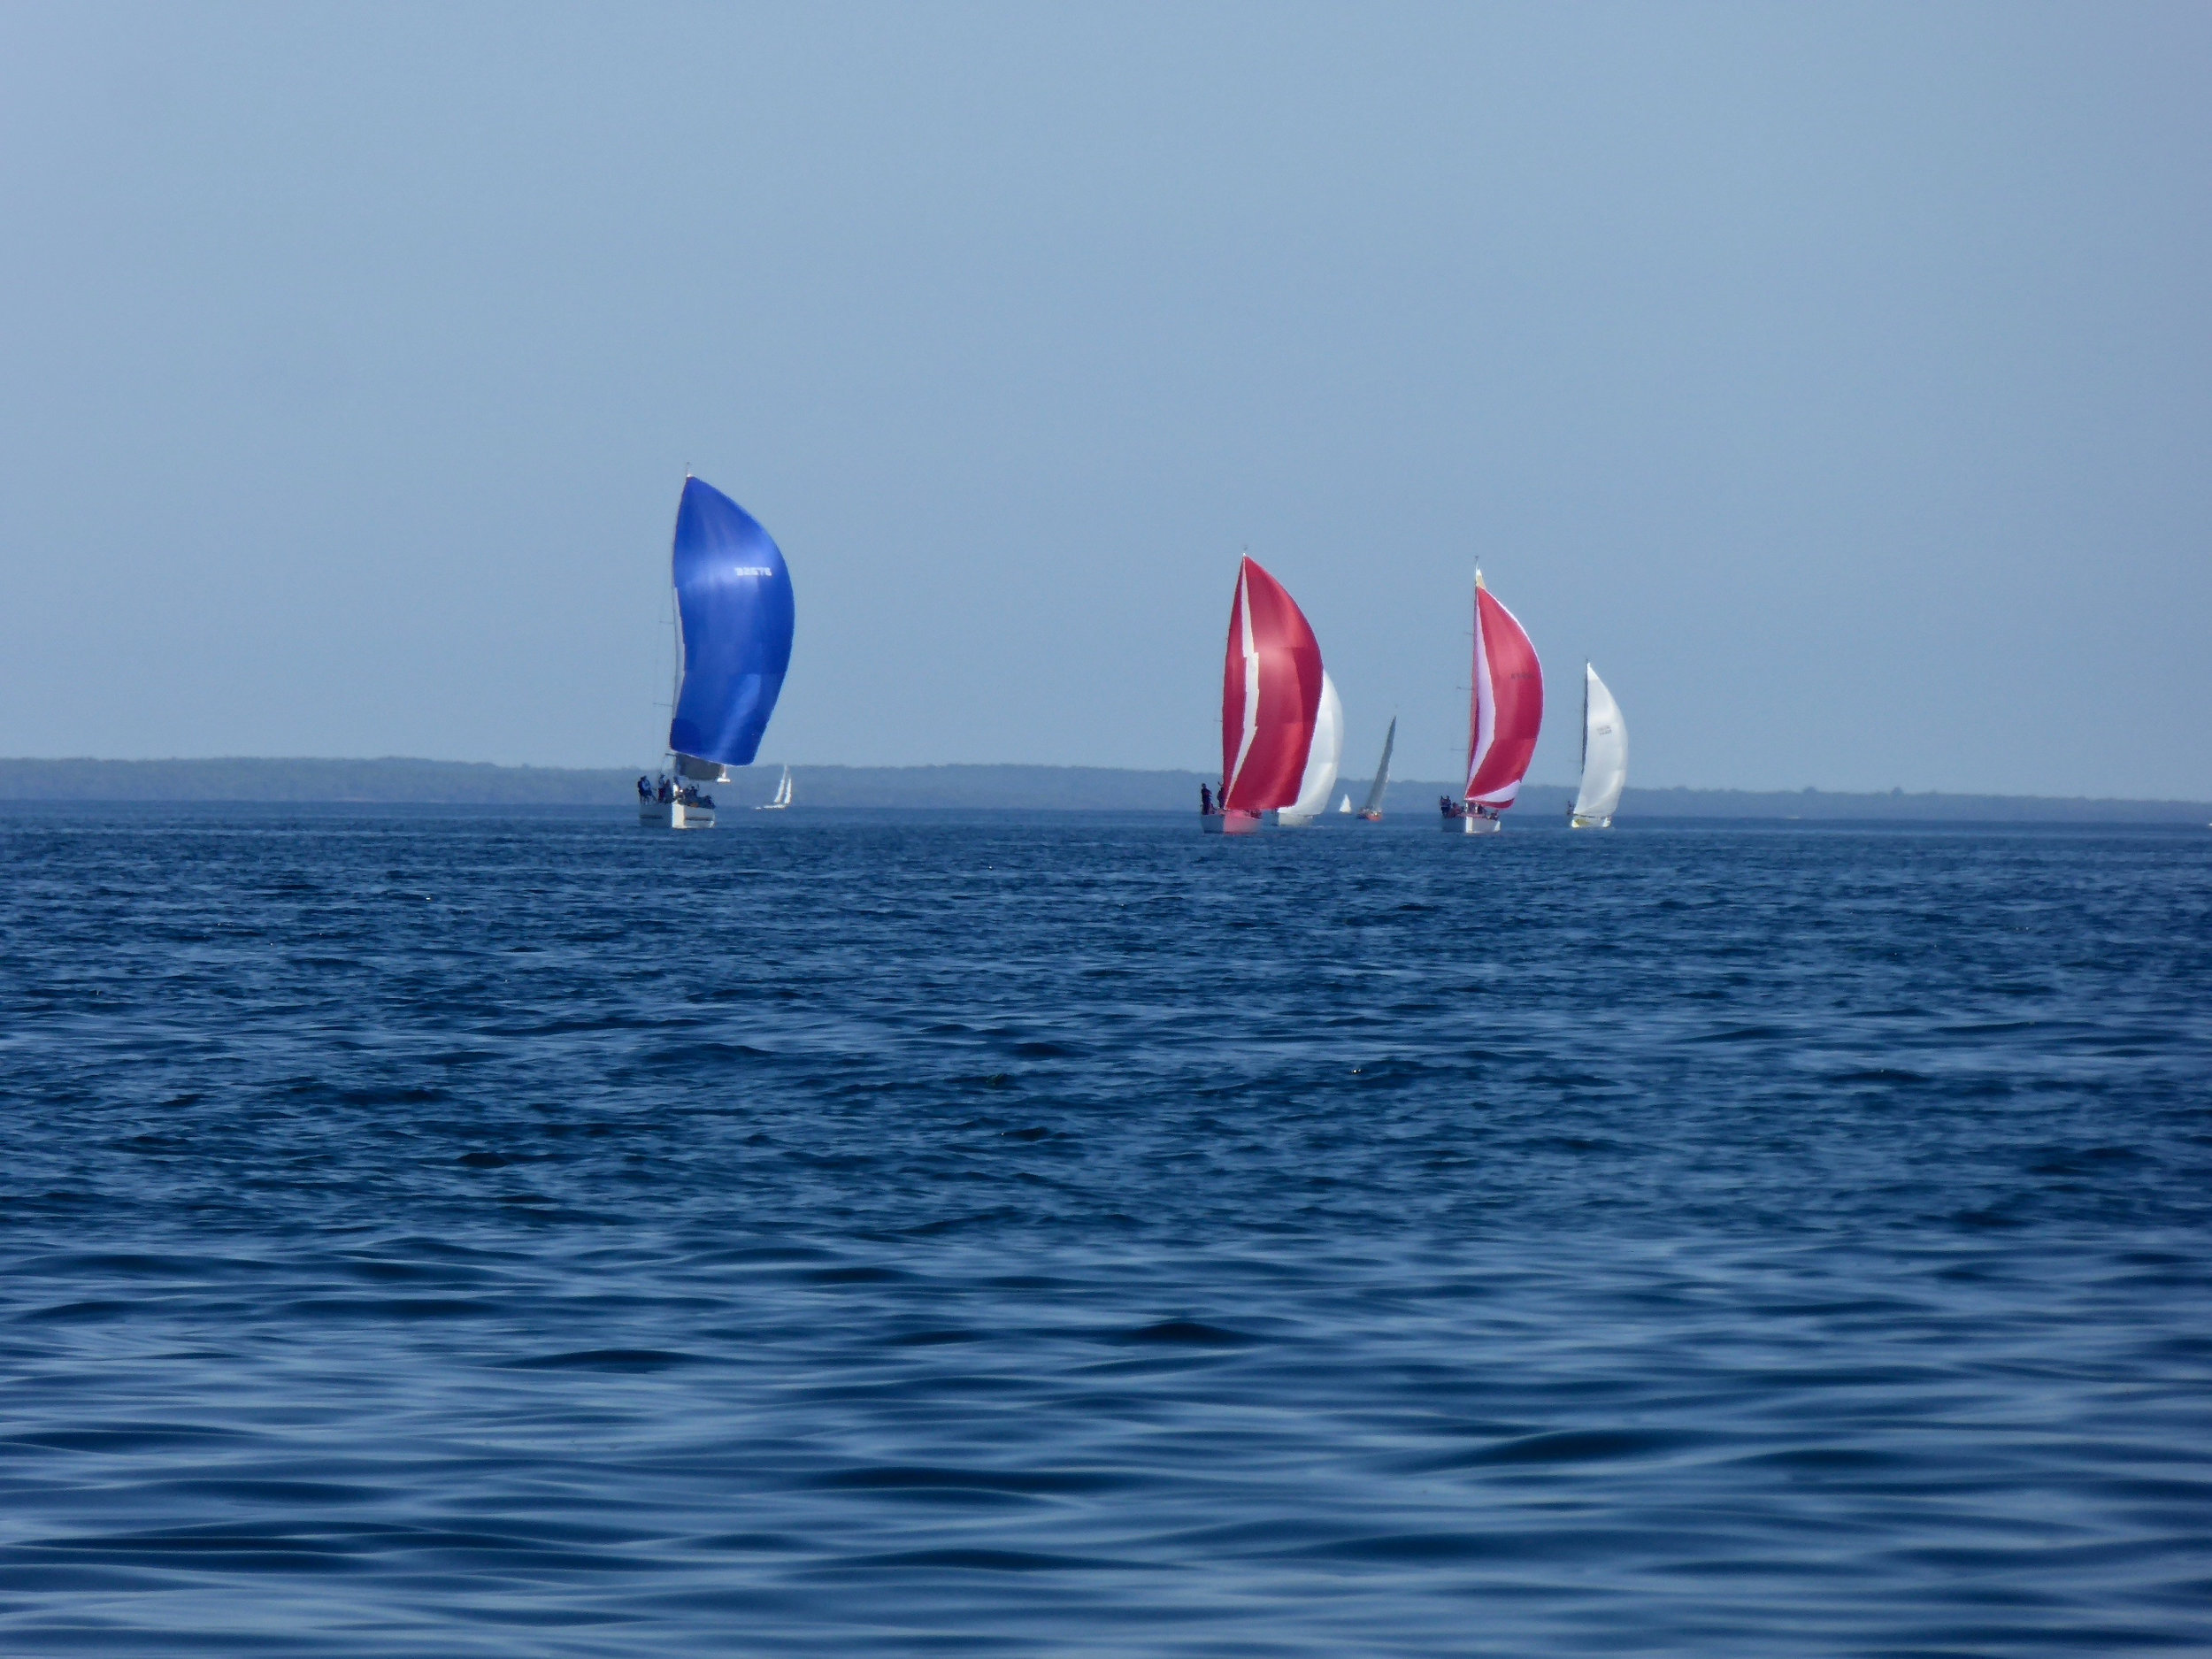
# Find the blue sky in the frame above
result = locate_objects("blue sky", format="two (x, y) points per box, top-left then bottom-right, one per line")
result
(2, 2), (2206, 794)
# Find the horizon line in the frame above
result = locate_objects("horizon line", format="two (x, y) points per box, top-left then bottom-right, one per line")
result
(1, 756), (2205, 809)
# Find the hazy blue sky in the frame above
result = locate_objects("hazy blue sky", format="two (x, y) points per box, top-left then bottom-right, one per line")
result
(3, 3), (2207, 794)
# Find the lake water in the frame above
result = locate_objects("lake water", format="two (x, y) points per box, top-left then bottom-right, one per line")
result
(1, 808), (2208, 1655)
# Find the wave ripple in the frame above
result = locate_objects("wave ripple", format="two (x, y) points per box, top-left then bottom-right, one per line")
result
(1, 810), (2208, 1655)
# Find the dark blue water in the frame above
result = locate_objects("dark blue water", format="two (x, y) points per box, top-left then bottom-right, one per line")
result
(2, 808), (2208, 1655)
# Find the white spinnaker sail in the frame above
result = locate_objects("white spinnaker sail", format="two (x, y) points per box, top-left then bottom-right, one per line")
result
(1358, 716), (1395, 816)
(1279, 672), (1343, 824)
(1572, 664), (1627, 821)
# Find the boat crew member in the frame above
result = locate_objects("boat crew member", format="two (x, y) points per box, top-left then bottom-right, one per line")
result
(637, 776), (651, 800)
(1200, 784), (1213, 815)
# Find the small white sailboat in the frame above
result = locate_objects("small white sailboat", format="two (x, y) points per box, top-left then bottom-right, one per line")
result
(1355, 716), (1395, 821)
(1568, 664), (1626, 828)
(1272, 672), (1343, 826)
(1336, 793), (1352, 815)
(757, 766), (794, 810)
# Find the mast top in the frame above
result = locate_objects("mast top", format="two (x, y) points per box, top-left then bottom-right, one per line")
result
(1474, 569), (1486, 592)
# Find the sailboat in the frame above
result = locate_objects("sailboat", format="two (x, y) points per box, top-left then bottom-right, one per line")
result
(1355, 716), (1395, 821)
(639, 475), (795, 831)
(757, 766), (794, 811)
(1442, 572), (1542, 833)
(1336, 794), (1353, 814)
(1202, 555), (1327, 836)
(1568, 665), (1626, 828)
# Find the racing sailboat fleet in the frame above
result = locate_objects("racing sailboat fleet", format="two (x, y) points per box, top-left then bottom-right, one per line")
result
(1191, 557), (1617, 836)
(634, 472), (1626, 833)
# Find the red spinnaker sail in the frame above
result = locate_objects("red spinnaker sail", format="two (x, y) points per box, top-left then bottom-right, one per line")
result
(1220, 556), (1324, 813)
(1464, 580), (1543, 806)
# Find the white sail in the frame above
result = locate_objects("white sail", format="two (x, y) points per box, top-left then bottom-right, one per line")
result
(1337, 793), (1352, 814)
(1276, 672), (1343, 826)
(1357, 716), (1395, 817)
(774, 766), (793, 806)
(1571, 664), (1627, 825)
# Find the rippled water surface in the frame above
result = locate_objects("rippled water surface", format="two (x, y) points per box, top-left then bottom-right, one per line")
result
(2, 807), (2208, 1655)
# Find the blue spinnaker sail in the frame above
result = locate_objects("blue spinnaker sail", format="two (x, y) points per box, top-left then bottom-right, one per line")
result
(667, 476), (795, 769)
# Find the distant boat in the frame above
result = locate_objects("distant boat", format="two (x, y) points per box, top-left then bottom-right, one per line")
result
(1336, 793), (1353, 815)
(757, 765), (794, 811)
(638, 476), (794, 832)
(1202, 555), (1326, 835)
(1356, 716), (1395, 821)
(1568, 665), (1626, 828)
(1441, 572), (1542, 834)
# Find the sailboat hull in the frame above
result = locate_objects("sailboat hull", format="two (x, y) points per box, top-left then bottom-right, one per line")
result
(1568, 814), (1612, 830)
(1202, 810), (1262, 835)
(639, 800), (715, 831)
(1443, 813), (1502, 834)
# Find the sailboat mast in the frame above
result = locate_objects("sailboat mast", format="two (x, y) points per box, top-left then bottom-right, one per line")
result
(1467, 568), (1486, 796)
(667, 594), (681, 761)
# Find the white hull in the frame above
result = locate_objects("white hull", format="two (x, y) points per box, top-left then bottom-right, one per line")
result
(1443, 813), (1502, 834)
(639, 799), (715, 830)
(1568, 814), (1613, 830)
(1202, 810), (1262, 835)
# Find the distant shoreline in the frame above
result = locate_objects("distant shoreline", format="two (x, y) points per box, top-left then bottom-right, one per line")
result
(0, 757), (2204, 822)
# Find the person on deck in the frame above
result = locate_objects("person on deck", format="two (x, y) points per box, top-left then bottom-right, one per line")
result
(1200, 784), (1213, 815)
